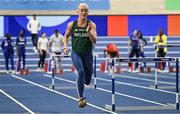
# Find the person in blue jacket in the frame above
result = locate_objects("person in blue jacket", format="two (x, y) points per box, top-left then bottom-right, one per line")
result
(16, 29), (26, 73)
(1, 33), (15, 73)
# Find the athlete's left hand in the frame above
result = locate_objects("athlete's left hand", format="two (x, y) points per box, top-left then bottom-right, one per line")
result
(87, 22), (92, 32)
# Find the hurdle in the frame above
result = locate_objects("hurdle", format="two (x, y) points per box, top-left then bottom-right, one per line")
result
(50, 54), (97, 90)
(105, 57), (179, 112)
(49, 54), (70, 90)
(49, 53), (97, 90)
(154, 44), (180, 88)
(154, 44), (180, 72)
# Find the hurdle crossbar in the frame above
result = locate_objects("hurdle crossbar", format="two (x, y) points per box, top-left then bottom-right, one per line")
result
(155, 44), (180, 48)
(115, 57), (175, 63)
(105, 104), (176, 111)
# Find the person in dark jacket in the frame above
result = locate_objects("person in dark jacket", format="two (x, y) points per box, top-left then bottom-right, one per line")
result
(16, 29), (26, 73)
(1, 33), (15, 73)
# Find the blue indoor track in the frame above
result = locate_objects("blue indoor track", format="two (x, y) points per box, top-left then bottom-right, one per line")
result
(0, 70), (180, 114)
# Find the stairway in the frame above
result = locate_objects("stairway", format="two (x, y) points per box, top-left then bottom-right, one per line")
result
(0, 36), (180, 72)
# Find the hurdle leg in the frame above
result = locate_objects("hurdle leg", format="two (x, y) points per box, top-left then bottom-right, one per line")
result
(16, 59), (19, 73)
(58, 56), (63, 74)
(155, 62), (158, 89)
(52, 68), (55, 90)
(154, 49), (158, 89)
(111, 58), (115, 111)
(176, 58), (179, 110)
(117, 61), (121, 73)
(94, 55), (97, 89)
(51, 58), (55, 90)
(105, 57), (109, 73)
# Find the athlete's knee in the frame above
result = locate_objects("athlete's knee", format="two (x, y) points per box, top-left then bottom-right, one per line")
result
(77, 69), (84, 76)
(84, 76), (92, 85)
(77, 69), (85, 77)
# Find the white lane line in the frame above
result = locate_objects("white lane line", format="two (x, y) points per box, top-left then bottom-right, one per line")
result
(113, 74), (177, 86)
(96, 88), (167, 106)
(0, 89), (35, 114)
(138, 73), (176, 80)
(10, 74), (117, 114)
(96, 77), (177, 95)
(43, 74), (167, 106)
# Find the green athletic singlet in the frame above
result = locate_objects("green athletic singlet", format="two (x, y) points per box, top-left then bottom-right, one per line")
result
(71, 20), (93, 53)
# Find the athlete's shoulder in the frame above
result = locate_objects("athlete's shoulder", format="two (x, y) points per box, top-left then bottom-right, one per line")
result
(68, 21), (74, 27)
(88, 20), (96, 26)
(88, 20), (95, 24)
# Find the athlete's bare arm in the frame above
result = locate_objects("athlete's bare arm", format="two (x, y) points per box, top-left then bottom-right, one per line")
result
(64, 21), (73, 55)
(87, 21), (97, 44)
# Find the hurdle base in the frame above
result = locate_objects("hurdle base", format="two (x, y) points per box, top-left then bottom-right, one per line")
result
(105, 104), (175, 111)
(48, 85), (94, 90)
(168, 67), (180, 72)
(20, 69), (29, 75)
(149, 85), (175, 89)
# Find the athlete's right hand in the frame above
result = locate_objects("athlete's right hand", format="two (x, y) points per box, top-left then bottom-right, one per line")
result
(64, 48), (69, 55)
